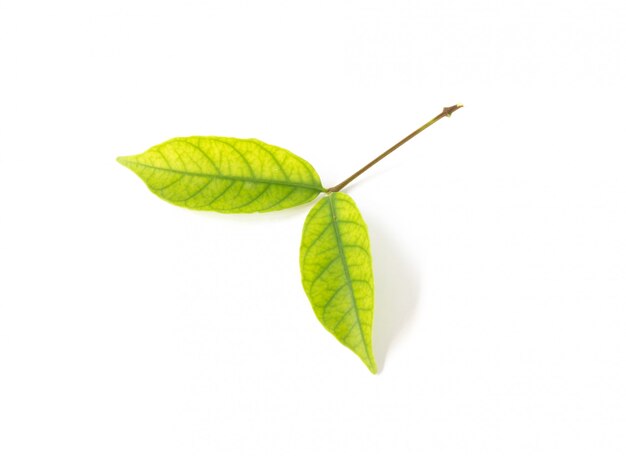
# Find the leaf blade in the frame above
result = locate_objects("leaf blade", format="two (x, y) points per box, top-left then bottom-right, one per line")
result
(117, 137), (324, 213)
(300, 192), (377, 373)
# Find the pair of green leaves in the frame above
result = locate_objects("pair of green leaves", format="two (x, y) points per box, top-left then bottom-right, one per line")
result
(118, 137), (377, 373)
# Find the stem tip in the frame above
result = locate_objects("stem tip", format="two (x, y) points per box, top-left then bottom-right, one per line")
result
(442, 104), (464, 117)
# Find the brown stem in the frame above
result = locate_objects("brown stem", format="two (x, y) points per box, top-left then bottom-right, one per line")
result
(326, 104), (463, 193)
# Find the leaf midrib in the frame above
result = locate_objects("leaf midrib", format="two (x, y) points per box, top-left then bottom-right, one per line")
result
(118, 158), (325, 191)
(327, 194), (374, 369)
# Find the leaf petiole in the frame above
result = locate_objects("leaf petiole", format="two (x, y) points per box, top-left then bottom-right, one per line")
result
(326, 104), (463, 193)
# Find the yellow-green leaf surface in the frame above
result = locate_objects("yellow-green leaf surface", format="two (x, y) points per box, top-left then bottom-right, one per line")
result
(300, 192), (377, 373)
(117, 137), (324, 213)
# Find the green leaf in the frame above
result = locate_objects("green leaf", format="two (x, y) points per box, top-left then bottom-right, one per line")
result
(300, 192), (377, 373)
(117, 137), (324, 213)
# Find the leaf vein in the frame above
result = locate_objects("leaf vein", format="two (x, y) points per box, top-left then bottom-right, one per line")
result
(302, 224), (333, 259)
(125, 161), (324, 191)
(260, 185), (298, 212)
(328, 194), (372, 363)
(229, 183), (271, 210)
(171, 139), (221, 175)
(307, 256), (341, 294)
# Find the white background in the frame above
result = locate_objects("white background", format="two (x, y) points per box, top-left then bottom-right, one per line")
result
(1, 0), (625, 454)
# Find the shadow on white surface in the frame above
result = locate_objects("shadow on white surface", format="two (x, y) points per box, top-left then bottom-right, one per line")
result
(368, 219), (420, 373)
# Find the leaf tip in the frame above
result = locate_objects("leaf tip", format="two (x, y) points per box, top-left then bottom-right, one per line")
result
(363, 350), (378, 374)
(116, 155), (130, 166)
